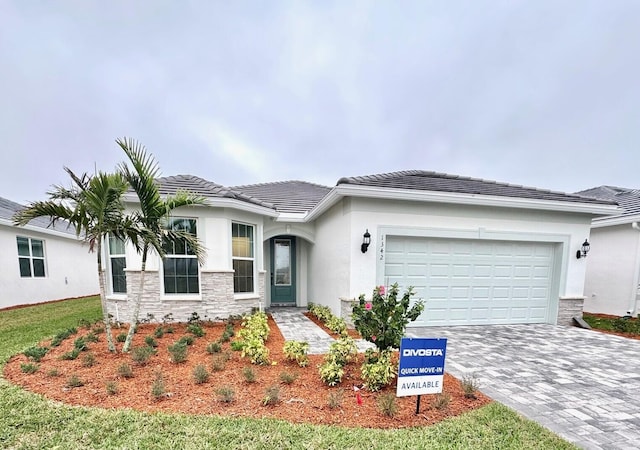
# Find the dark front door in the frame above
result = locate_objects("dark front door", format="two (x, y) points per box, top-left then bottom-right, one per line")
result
(270, 237), (296, 305)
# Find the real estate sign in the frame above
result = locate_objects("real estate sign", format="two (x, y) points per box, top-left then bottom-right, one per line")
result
(396, 337), (447, 397)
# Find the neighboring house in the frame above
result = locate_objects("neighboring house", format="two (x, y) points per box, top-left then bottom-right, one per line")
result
(575, 186), (640, 316)
(107, 171), (617, 327)
(0, 197), (99, 309)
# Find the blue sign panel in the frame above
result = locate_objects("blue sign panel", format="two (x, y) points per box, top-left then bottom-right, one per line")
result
(396, 337), (447, 396)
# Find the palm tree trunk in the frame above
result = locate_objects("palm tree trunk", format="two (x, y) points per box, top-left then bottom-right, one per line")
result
(97, 240), (116, 352)
(122, 244), (148, 353)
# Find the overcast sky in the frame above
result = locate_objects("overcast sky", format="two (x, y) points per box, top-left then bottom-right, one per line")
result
(1, 1), (639, 203)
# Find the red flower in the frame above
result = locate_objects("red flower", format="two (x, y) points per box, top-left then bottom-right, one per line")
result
(365, 302), (372, 310)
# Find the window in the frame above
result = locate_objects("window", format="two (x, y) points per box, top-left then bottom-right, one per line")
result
(232, 222), (254, 293)
(108, 235), (127, 294)
(163, 218), (199, 294)
(16, 236), (46, 278)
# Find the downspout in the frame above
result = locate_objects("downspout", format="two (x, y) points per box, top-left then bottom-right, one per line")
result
(630, 222), (640, 315)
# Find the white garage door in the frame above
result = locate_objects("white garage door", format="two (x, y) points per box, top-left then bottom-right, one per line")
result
(384, 236), (555, 326)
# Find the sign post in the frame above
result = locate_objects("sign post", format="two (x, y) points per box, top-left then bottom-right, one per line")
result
(396, 337), (447, 414)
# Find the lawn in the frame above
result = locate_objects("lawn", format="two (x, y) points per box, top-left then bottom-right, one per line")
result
(0, 297), (577, 449)
(583, 312), (640, 336)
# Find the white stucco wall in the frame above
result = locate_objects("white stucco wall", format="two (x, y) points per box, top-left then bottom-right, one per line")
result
(583, 224), (640, 315)
(0, 224), (98, 309)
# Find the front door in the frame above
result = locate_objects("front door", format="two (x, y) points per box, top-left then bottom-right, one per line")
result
(270, 237), (296, 305)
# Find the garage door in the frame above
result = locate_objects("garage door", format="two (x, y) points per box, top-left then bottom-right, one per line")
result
(384, 236), (555, 326)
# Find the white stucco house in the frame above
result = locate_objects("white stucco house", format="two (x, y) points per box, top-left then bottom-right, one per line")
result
(575, 186), (640, 316)
(0, 197), (99, 309)
(105, 171), (618, 327)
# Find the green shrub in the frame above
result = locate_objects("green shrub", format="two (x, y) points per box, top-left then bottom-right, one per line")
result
(319, 356), (345, 386)
(154, 327), (165, 338)
(85, 332), (99, 343)
(361, 349), (397, 392)
(177, 335), (195, 346)
(230, 340), (245, 351)
(279, 371), (298, 384)
(168, 341), (188, 363)
(262, 385), (281, 406)
(327, 388), (344, 409)
(206, 342), (222, 354)
(60, 348), (80, 360)
(20, 362), (39, 374)
(283, 340), (310, 367)
(117, 363), (134, 378)
(105, 381), (118, 395)
(116, 333), (127, 343)
(131, 346), (155, 365)
(242, 366), (256, 383)
(461, 373), (480, 399)
(51, 328), (77, 347)
(151, 370), (165, 399)
(211, 355), (227, 371)
(432, 392), (451, 410)
(192, 364), (210, 384)
(377, 392), (398, 417)
(187, 323), (205, 337)
(81, 352), (96, 367)
(326, 316), (348, 336)
(66, 374), (84, 388)
(73, 337), (88, 351)
(144, 336), (158, 348)
(352, 283), (424, 351)
(23, 346), (49, 362)
(241, 338), (270, 365)
(215, 386), (235, 403)
(328, 336), (357, 365)
(46, 368), (59, 377)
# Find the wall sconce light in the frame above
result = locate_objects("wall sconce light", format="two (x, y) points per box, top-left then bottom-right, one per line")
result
(576, 239), (590, 259)
(361, 229), (371, 253)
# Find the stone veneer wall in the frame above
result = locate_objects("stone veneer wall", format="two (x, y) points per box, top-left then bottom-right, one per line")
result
(106, 269), (265, 323)
(340, 297), (357, 328)
(557, 296), (585, 327)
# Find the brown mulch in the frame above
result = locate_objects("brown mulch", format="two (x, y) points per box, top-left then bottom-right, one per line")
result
(582, 313), (640, 341)
(4, 317), (491, 429)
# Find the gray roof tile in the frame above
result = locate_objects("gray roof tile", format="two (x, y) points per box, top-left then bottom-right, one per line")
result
(231, 180), (331, 214)
(0, 196), (75, 235)
(338, 170), (616, 205)
(575, 186), (640, 216)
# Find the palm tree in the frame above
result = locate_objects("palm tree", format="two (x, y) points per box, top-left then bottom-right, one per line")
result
(116, 137), (206, 353)
(13, 168), (134, 352)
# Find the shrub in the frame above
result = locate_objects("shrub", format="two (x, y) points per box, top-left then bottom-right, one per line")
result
(81, 352), (96, 368)
(230, 340), (245, 351)
(85, 332), (99, 343)
(60, 348), (80, 360)
(206, 342), (222, 354)
(154, 327), (165, 338)
(20, 363), (39, 374)
(309, 304), (333, 322)
(23, 346), (49, 362)
(211, 355), (227, 371)
(432, 392), (451, 410)
(105, 381), (118, 395)
(66, 374), (84, 388)
(165, 326), (174, 334)
(461, 373), (480, 399)
(50, 327), (78, 347)
(328, 336), (357, 366)
(177, 335), (195, 346)
(117, 363), (134, 378)
(73, 337), (88, 351)
(215, 386), (235, 403)
(116, 333), (127, 343)
(239, 312), (269, 341)
(241, 338), (270, 365)
(144, 336), (158, 348)
(187, 323), (205, 337)
(242, 366), (256, 383)
(47, 368), (59, 377)
(279, 371), (298, 384)
(283, 341), (310, 367)
(327, 388), (344, 409)
(262, 385), (281, 406)
(151, 370), (165, 399)
(192, 364), (210, 384)
(361, 349), (397, 392)
(326, 316), (348, 336)
(377, 392), (398, 417)
(319, 356), (345, 386)
(91, 325), (104, 334)
(168, 341), (188, 363)
(131, 346), (155, 365)
(352, 283), (424, 351)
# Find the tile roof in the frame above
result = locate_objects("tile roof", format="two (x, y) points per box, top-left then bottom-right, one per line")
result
(0, 196), (76, 235)
(337, 170), (616, 205)
(575, 186), (640, 217)
(155, 175), (275, 209)
(231, 181), (331, 214)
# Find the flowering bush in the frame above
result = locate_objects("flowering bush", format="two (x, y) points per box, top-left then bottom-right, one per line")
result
(352, 283), (424, 351)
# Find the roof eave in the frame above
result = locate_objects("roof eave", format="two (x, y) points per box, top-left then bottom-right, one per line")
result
(0, 218), (81, 240)
(591, 213), (640, 228)
(123, 194), (279, 218)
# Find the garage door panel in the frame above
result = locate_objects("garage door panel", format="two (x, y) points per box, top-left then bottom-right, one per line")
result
(385, 236), (555, 326)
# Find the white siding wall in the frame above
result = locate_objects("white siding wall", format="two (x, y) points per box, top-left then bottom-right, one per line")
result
(583, 224), (640, 315)
(0, 224), (98, 309)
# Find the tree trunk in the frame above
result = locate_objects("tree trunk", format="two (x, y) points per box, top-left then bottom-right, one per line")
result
(122, 244), (148, 353)
(97, 240), (116, 352)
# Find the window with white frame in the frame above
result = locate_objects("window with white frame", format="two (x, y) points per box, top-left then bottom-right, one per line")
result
(163, 218), (199, 294)
(16, 236), (46, 278)
(232, 222), (254, 293)
(108, 235), (127, 294)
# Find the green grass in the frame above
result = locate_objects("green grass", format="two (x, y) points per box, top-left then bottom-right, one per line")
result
(0, 297), (577, 449)
(583, 313), (640, 335)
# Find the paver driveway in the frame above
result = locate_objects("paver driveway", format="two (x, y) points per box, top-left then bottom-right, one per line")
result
(406, 324), (640, 450)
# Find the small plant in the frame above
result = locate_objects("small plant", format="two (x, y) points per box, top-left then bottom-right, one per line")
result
(361, 349), (397, 391)
(206, 342), (222, 354)
(461, 373), (480, 399)
(151, 370), (166, 399)
(319, 356), (345, 386)
(51, 328), (77, 347)
(66, 374), (84, 388)
(144, 336), (158, 348)
(105, 381), (118, 395)
(242, 366), (257, 383)
(327, 388), (344, 409)
(211, 355), (227, 372)
(215, 386), (235, 403)
(279, 371), (298, 384)
(116, 332), (127, 343)
(224, 322), (235, 337)
(78, 318), (92, 329)
(73, 337), (88, 351)
(230, 340), (245, 351)
(187, 323), (205, 337)
(168, 341), (188, 363)
(154, 327), (165, 338)
(91, 325), (104, 334)
(165, 326), (175, 334)
(20, 363), (39, 374)
(377, 392), (398, 417)
(81, 352), (96, 367)
(432, 392), (451, 410)
(177, 335), (195, 346)
(283, 341), (310, 367)
(23, 346), (49, 362)
(131, 346), (155, 365)
(328, 336), (357, 365)
(85, 332), (99, 343)
(262, 385), (281, 406)
(117, 363), (134, 378)
(192, 364), (210, 384)
(60, 348), (80, 360)
(47, 368), (59, 377)
(241, 338), (270, 365)
(326, 316), (348, 336)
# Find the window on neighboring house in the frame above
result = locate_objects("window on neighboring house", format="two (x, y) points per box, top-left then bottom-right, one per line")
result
(108, 235), (127, 294)
(232, 222), (254, 293)
(163, 218), (199, 294)
(16, 236), (46, 278)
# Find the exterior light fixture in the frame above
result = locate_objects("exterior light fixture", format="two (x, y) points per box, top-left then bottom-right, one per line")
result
(361, 229), (371, 253)
(576, 239), (590, 259)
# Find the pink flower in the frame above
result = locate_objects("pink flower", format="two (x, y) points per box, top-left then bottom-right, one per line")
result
(371, 335), (377, 342)
(365, 302), (372, 310)
(378, 285), (385, 296)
